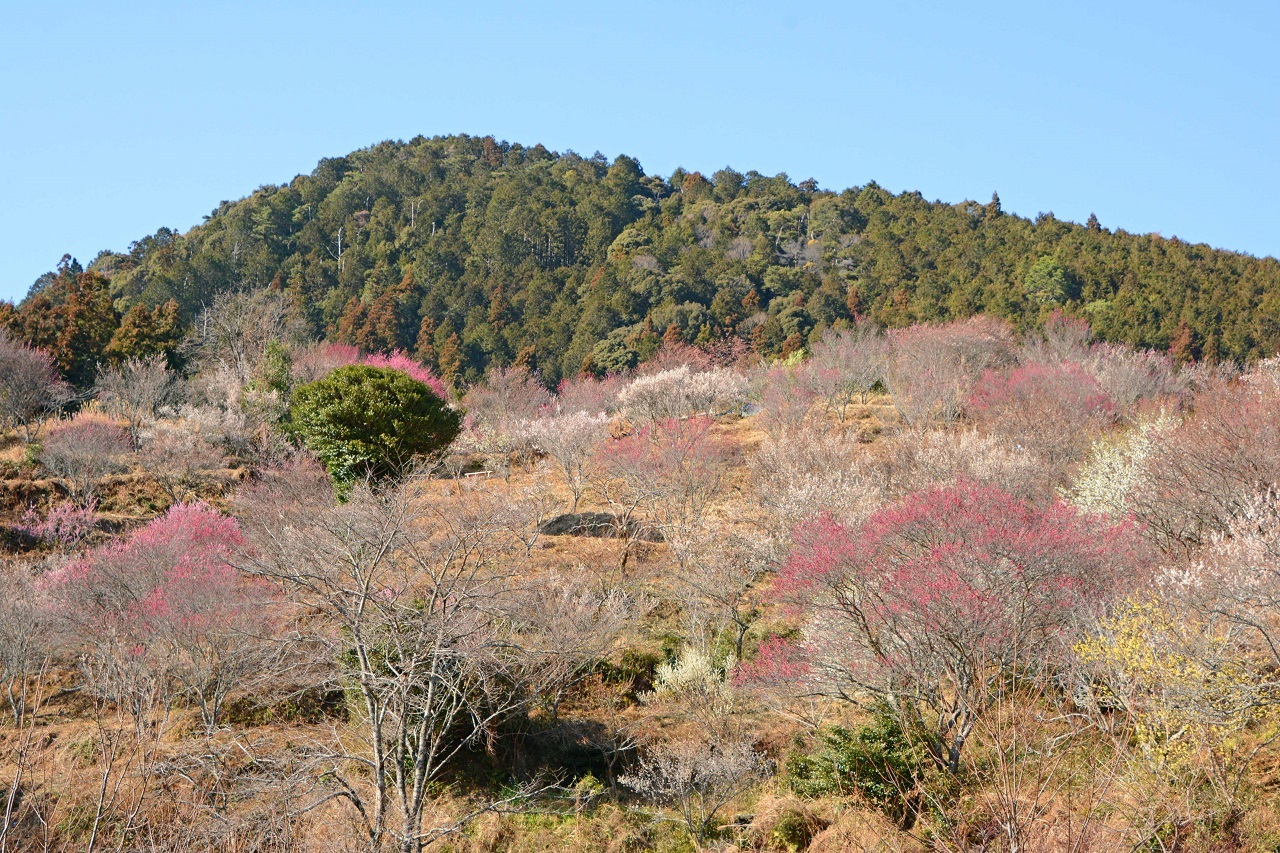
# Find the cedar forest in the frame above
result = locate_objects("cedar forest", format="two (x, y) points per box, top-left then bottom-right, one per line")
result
(1, 134), (1279, 852)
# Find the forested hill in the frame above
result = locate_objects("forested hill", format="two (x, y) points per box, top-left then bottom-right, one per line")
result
(14, 133), (1280, 385)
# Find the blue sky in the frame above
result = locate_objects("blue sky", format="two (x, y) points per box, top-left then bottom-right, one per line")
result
(1, 1), (1276, 302)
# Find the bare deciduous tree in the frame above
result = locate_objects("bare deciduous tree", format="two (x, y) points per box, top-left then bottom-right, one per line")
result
(463, 365), (552, 443)
(183, 289), (308, 385)
(748, 426), (880, 541)
(1084, 343), (1187, 415)
(885, 316), (1017, 428)
(806, 318), (888, 415)
(95, 354), (182, 445)
(1021, 310), (1093, 366)
(0, 329), (71, 442)
(553, 372), (626, 416)
(673, 526), (772, 659)
(780, 482), (1145, 774)
(1130, 375), (1280, 550)
(53, 503), (275, 735)
(137, 419), (225, 503)
(591, 417), (734, 573)
(234, 466), (560, 852)
(519, 411), (608, 511)
(497, 470), (563, 555)
(754, 364), (821, 437)
(39, 414), (131, 505)
(511, 568), (635, 721)
(0, 567), (49, 725)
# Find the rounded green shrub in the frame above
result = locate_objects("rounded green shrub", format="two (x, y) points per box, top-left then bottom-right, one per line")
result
(288, 365), (461, 485)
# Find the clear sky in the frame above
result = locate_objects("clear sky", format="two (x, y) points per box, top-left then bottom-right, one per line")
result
(1, 1), (1276, 302)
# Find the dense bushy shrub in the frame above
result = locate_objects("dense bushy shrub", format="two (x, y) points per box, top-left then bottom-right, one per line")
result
(289, 365), (461, 484)
(787, 709), (924, 824)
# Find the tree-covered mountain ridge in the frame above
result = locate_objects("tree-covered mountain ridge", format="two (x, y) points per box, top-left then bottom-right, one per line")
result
(19, 133), (1280, 384)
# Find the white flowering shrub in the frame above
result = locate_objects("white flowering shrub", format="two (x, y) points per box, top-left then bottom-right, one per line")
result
(617, 365), (748, 422)
(516, 411), (609, 510)
(646, 647), (734, 709)
(641, 647), (747, 744)
(750, 427), (881, 537)
(685, 367), (749, 416)
(899, 429), (1043, 498)
(1067, 417), (1173, 517)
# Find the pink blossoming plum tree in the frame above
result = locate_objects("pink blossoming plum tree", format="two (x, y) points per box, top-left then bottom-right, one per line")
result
(966, 361), (1117, 476)
(54, 502), (275, 733)
(776, 481), (1145, 773)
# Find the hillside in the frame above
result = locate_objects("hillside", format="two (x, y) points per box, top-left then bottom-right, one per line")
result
(4, 133), (1280, 850)
(10, 134), (1280, 387)
(2, 288), (1280, 848)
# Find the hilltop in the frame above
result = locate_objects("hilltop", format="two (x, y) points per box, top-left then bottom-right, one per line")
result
(9, 134), (1280, 389)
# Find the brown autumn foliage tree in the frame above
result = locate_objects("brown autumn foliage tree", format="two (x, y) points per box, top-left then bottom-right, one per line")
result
(5, 259), (119, 387)
(105, 299), (182, 363)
